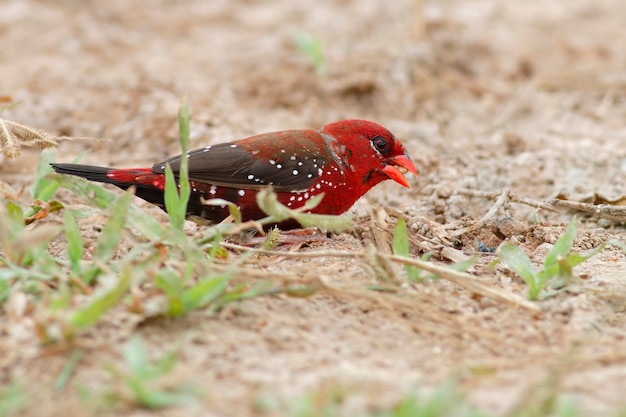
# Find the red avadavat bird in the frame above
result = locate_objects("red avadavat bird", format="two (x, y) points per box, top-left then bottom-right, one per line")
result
(51, 119), (417, 229)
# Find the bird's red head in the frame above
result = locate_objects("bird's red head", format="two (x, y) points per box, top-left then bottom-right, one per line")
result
(320, 119), (418, 192)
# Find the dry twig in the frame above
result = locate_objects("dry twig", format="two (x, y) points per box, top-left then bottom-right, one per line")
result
(456, 188), (626, 222)
(549, 199), (626, 222)
(447, 188), (511, 237)
(220, 241), (541, 312)
(456, 188), (558, 213)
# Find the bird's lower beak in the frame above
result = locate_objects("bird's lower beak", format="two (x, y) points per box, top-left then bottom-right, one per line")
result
(381, 154), (418, 188)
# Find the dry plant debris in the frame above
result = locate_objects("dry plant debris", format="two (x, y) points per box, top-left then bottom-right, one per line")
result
(0, 118), (59, 159)
(2, 0), (626, 416)
(0, 118), (99, 159)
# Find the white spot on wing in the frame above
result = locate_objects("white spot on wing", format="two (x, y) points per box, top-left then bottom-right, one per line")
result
(292, 169), (298, 175)
(238, 190), (245, 196)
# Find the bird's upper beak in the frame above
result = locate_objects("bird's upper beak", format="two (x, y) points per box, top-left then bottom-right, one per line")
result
(381, 153), (418, 188)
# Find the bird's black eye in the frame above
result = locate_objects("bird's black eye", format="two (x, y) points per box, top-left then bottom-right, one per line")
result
(372, 136), (390, 154)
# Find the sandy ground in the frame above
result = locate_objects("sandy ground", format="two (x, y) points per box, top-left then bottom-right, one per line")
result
(2, 0), (626, 415)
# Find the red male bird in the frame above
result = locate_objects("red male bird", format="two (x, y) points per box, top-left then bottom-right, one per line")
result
(51, 120), (417, 229)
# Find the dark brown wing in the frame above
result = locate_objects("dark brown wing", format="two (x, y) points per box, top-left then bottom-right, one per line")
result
(152, 130), (330, 192)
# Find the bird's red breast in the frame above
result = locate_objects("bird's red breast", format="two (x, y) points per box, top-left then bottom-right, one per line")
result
(52, 120), (418, 228)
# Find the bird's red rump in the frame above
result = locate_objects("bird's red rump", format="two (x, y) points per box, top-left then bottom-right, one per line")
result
(107, 168), (166, 190)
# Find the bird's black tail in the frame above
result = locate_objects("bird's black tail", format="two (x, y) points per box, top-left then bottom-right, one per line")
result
(51, 163), (167, 210)
(50, 163), (118, 184)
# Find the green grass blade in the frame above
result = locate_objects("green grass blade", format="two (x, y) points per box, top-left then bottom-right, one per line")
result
(123, 335), (150, 377)
(294, 32), (326, 78)
(53, 174), (164, 240)
(5, 201), (25, 230)
(256, 188), (352, 232)
(392, 217), (410, 257)
(119, 336), (201, 408)
(566, 244), (605, 268)
(154, 268), (185, 317)
(2, 208), (59, 266)
(448, 256), (478, 273)
(163, 164), (183, 229)
(52, 174), (115, 209)
(133, 384), (200, 409)
(177, 102), (190, 209)
(0, 382), (30, 416)
(498, 243), (537, 282)
(0, 281), (10, 304)
(544, 218), (576, 268)
(392, 217), (422, 281)
(182, 274), (229, 312)
(93, 191), (131, 263)
(609, 239), (626, 253)
(164, 102), (191, 230)
(54, 349), (85, 392)
(498, 243), (541, 299)
(30, 150), (59, 201)
(63, 210), (83, 274)
(68, 265), (132, 329)
(201, 198), (242, 223)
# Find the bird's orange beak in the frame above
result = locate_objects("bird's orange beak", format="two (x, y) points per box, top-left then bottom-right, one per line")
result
(381, 154), (418, 188)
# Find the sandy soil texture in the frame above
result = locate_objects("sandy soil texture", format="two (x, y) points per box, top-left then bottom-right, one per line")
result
(2, 0), (626, 416)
